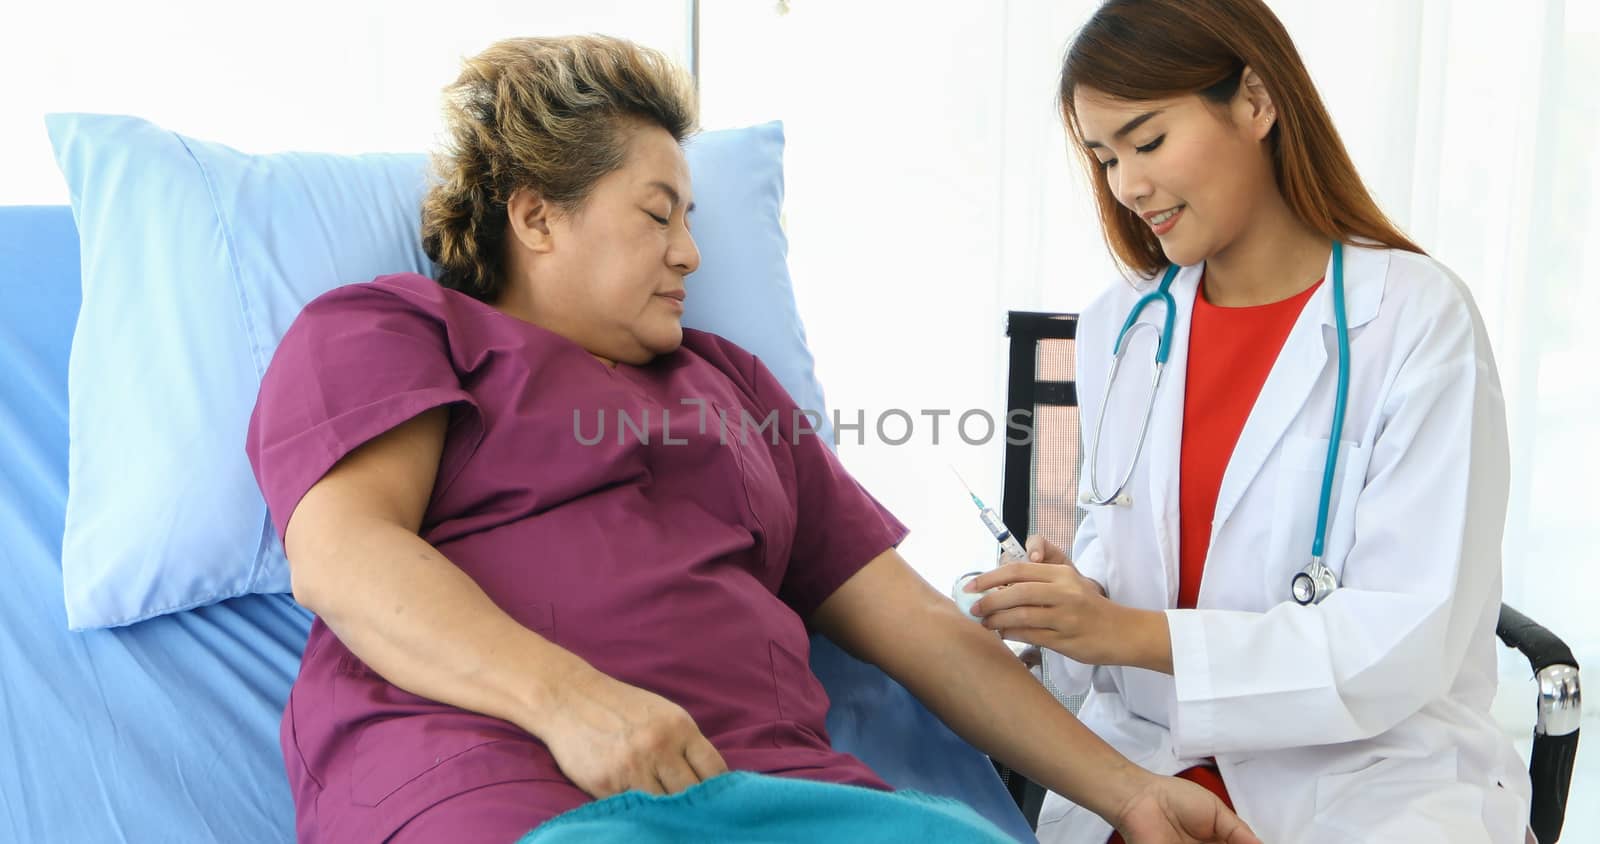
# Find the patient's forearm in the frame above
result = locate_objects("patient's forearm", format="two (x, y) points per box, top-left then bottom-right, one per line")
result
(896, 605), (1148, 821)
(811, 553), (1150, 824)
(293, 517), (592, 738)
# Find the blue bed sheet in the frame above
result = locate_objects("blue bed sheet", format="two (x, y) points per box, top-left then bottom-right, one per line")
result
(0, 205), (312, 843)
(0, 205), (1034, 844)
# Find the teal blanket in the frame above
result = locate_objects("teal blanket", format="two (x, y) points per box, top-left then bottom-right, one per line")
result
(517, 772), (1024, 843)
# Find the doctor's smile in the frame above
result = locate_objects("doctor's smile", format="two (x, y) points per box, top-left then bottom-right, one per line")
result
(1144, 205), (1184, 235)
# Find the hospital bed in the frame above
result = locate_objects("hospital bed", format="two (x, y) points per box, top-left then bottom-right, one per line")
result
(0, 204), (1035, 843)
(993, 311), (1583, 844)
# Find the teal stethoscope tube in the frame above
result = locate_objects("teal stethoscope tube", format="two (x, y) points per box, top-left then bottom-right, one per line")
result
(1084, 240), (1350, 605)
(1316, 240), (1350, 561)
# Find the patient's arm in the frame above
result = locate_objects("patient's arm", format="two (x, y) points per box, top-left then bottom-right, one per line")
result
(811, 550), (1259, 844)
(284, 408), (727, 799)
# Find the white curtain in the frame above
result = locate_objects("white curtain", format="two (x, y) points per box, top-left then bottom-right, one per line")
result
(0, 0), (690, 202)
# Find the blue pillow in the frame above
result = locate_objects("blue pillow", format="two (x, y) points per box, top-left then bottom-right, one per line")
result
(46, 113), (824, 629)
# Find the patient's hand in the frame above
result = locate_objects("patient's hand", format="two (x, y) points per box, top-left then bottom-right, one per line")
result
(538, 669), (729, 800)
(1114, 775), (1260, 844)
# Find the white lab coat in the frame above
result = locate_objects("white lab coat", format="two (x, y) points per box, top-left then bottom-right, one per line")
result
(1036, 244), (1532, 844)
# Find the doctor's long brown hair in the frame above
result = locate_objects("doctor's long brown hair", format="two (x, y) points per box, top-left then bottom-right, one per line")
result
(1060, 0), (1424, 277)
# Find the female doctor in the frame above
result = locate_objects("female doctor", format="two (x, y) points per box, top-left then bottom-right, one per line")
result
(965, 1), (1533, 842)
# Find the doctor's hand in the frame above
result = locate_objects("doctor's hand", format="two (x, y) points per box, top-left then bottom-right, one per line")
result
(1003, 536), (1071, 669)
(1019, 533), (1072, 567)
(538, 668), (729, 800)
(965, 550), (1174, 673)
(1115, 774), (1261, 844)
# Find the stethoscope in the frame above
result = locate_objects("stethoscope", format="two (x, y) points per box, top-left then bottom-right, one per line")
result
(1082, 240), (1351, 606)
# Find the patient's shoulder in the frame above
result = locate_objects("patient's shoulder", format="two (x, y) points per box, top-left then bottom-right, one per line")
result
(315, 272), (502, 324)
(300, 271), (434, 309)
(270, 275), (445, 370)
(678, 328), (760, 383)
(288, 274), (585, 368)
(287, 273), (467, 342)
(676, 329), (791, 416)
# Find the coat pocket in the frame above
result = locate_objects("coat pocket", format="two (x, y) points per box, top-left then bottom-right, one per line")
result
(1311, 747), (1476, 833)
(1269, 434), (1371, 592)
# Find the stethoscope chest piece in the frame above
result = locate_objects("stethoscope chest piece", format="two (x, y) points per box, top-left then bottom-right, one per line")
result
(1291, 560), (1339, 606)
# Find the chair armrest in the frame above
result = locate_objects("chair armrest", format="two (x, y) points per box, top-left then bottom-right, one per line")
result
(1496, 603), (1582, 843)
(1499, 603), (1578, 673)
(1497, 603), (1582, 737)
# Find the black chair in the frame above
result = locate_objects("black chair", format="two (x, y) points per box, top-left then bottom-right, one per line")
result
(994, 310), (1582, 843)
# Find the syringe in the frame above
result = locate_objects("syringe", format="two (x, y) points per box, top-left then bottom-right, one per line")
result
(951, 469), (1028, 562)
(948, 469), (1031, 618)
(950, 469), (1045, 661)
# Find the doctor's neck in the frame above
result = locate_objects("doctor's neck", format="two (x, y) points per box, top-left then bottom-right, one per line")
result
(1199, 192), (1331, 308)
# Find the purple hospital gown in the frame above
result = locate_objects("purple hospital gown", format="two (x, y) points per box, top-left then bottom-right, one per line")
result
(246, 273), (908, 843)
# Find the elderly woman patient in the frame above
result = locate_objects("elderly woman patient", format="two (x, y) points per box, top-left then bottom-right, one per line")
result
(247, 35), (1258, 844)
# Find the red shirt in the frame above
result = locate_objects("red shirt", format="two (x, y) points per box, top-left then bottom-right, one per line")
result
(1109, 275), (1322, 844)
(1177, 275), (1322, 609)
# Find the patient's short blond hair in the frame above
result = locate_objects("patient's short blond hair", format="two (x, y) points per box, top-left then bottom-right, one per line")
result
(421, 35), (698, 301)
